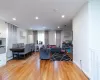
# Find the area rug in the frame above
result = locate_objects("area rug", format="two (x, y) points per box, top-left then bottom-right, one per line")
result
(51, 53), (72, 61)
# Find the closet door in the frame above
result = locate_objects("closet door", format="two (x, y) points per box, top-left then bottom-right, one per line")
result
(91, 49), (100, 80)
(97, 50), (100, 80)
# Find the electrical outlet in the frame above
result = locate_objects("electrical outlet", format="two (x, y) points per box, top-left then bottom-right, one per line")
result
(80, 60), (82, 70)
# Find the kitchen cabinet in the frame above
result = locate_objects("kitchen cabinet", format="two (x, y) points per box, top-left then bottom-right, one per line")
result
(0, 21), (7, 38)
(0, 53), (6, 67)
(0, 47), (6, 67)
(0, 31), (6, 38)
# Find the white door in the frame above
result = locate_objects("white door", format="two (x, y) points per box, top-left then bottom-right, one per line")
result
(90, 49), (100, 80)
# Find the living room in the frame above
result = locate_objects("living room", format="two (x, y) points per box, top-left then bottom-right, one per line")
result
(0, 18), (75, 80)
(0, 0), (100, 80)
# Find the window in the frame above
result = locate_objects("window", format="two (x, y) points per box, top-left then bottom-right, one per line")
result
(38, 31), (45, 44)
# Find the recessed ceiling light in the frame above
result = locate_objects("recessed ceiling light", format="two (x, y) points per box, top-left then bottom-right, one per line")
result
(61, 15), (65, 18)
(12, 18), (16, 21)
(58, 26), (60, 28)
(35, 16), (39, 20)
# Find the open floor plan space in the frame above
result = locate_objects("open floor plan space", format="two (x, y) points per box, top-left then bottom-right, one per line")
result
(0, 53), (88, 80)
(0, 0), (100, 79)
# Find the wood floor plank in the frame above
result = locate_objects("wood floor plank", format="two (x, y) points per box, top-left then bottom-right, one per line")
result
(0, 52), (88, 80)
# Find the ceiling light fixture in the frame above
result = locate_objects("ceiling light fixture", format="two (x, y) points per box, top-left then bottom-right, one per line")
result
(58, 26), (60, 28)
(12, 18), (16, 21)
(61, 15), (65, 18)
(35, 16), (39, 20)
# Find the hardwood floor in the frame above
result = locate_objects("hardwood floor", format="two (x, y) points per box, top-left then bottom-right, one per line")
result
(0, 52), (88, 80)
(66, 53), (73, 60)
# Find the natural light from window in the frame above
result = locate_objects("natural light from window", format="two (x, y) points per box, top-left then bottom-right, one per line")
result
(38, 31), (45, 44)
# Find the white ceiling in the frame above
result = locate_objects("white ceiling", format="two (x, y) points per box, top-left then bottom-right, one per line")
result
(0, 0), (87, 30)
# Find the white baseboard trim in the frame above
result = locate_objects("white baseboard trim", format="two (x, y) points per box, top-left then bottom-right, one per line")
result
(73, 60), (80, 68)
(73, 60), (91, 79)
(0, 63), (6, 67)
(82, 68), (91, 79)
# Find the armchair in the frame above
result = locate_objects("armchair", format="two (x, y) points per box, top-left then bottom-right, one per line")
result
(40, 48), (50, 59)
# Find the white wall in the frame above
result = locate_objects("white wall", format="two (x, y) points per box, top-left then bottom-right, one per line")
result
(73, 3), (90, 78)
(61, 31), (72, 41)
(89, 1), (100, 80)
(89, 1), (100, 49)
(61, 23), (73, 47)
(49, 31), (56, 45)
(17, 28), (28, 44)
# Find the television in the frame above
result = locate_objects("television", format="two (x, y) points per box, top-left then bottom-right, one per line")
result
(0, 40), (2, 45)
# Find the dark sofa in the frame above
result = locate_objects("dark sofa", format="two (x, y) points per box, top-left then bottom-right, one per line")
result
(40, 48), (50, 59)
(50, 48), (61, 54)
(12, 43), (35, 59)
